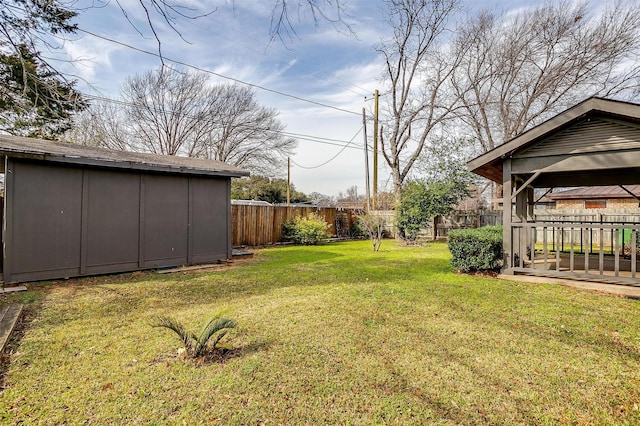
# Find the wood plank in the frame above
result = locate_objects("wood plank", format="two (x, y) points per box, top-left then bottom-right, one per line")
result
(632, 229), (637, 279)
(584, 227), (590, 274)
(543, 226), (548, 270)
(0, 304), (23, 354)
(599, 227), (604, 276)
(615, 228), (620, 277)
(569, 227), (575, 272)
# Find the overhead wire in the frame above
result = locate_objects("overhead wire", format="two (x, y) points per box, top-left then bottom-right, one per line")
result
(290, 126), (363, 169)
(188, 16), (373, 99)
(82, 92), (374, 152)
(77, 28), (362, 117)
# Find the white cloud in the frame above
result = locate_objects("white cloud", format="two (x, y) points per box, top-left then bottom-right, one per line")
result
(63, 37), (118, 80)
(62, 0), (546, 196)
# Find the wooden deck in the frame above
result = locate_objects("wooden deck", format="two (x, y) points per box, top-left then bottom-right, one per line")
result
(510, 222), (640, 287)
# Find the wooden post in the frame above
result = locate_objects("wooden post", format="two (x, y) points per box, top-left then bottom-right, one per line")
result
(362, 107), (371, 212)
(372, 89), (379, 210)
(502, 159), (513, 273)
(287, 157), (291, 206)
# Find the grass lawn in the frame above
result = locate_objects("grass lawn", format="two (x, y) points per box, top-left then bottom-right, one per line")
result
(1, 240), (639, 424)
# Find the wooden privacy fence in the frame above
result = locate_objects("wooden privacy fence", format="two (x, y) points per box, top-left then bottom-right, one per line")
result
(434, 211), (503, 238)
(231, 205), (356, 246)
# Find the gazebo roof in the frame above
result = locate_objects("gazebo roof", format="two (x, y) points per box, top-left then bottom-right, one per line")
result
(467, 97), (640, 184)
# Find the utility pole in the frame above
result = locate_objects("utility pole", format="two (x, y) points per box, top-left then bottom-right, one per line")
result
(362, 107), (371, 212)
(372, 89), (379, 210)
(287, 157), (291, 206)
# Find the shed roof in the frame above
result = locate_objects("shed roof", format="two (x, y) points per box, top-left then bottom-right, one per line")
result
(0, 135), (250, 178)
(548, 185), (640, 200)
(467, 97), (640, 183)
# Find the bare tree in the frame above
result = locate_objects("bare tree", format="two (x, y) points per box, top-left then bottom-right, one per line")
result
(337, 185), (364, 206)
(269, 0), (354, 44)
(452, 1), (640, 153)
(196, 84), (297, 175)
(357, 213), (386, 252)
(115, 68), (296, 174)
(308, 192), (336, 207)
(122, 69), (215, 156)
(377, 0), (463, 203)
(64, 99), (130, 151)
(92, 0), (354, 59)
(1, 0), (352, 138)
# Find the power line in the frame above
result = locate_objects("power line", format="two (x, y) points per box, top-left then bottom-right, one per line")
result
(77, 28), (362, 117)
(82, 93), (371, 151)
(190, 16), (372, 98)
(291, 126), (363, 169)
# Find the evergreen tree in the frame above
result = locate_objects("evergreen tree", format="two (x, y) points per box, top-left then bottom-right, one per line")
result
(1, 1), (85, 138)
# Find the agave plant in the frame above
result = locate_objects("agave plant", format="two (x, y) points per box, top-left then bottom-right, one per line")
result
(152, 315), (237, 358)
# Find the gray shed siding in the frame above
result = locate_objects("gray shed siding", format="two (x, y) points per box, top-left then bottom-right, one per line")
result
(4, 158), (232, 283)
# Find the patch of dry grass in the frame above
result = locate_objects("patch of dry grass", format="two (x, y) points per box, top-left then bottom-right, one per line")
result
(1, 240), (639, 424)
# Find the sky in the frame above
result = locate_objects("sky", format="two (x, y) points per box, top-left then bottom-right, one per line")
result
(58, 0), (525, 197)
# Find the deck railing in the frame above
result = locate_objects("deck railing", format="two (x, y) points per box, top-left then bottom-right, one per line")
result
(510, 221), (640, 286)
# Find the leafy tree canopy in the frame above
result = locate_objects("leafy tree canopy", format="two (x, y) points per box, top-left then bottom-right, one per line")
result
(397, 175), (472, 240)
(231, 175), (309, 204)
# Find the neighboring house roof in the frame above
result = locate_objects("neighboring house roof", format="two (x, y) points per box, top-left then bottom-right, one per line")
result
(232, 200), (273, 206)
(548, 185), (640, 200)
(535, 195), (556, 204)
(0, 135), (250, 178)
(335, 200), (365, 210)
(467, 97), (640, 183)
(274, 202), (316, 207)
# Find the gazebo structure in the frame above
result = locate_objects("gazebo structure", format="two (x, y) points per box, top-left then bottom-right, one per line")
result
(468, 97), (640, 286)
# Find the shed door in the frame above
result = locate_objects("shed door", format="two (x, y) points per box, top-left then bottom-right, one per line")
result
(141, 174), (189, 268)
(190, 177), (229, 263)
(9, 161), (82, 280)
(85, 170), (140, 274)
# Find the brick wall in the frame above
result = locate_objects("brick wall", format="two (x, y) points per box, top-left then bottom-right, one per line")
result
(556, 198), (639, 209)
(608, 199), (640, 209)
(556, 199), (583, 209)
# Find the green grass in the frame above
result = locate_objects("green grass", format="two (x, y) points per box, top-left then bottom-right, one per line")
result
(1, 240), (639, 424)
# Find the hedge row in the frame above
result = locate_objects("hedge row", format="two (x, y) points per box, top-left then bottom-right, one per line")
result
(447, 226), (503, 272)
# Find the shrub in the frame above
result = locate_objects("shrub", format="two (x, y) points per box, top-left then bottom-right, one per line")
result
(448, 226), (503, 272)
(397, 178), (471, 241)
(281, 219), (296, 242)
(357, 213), (386, 251)
(152, 315), (236, 358)
(282, 213), (330, 245)
(348, 217), (367, 239)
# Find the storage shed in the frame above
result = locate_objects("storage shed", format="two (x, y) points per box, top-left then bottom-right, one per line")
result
(0, 135), (249, 284)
